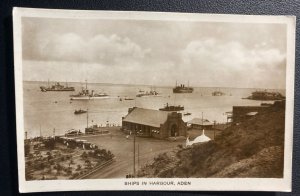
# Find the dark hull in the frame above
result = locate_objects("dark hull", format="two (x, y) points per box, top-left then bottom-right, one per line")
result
(173, 88), (193, 93)
(74, 111), (87, 115)
(159, 106), (184, 111)
(212, 91), (225, 96)
(40, 86), (75, 92)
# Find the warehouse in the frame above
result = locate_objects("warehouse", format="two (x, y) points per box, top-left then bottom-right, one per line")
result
(122, 107), (187, 139)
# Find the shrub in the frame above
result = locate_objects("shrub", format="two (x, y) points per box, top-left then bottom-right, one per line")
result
(177, 144), (183, 149)
(71, 172), (79, 179)
(76, 164), (82, 171)
(44, 139), (55, 150)
(49, 160), (55, 165)
(66, 167), (72, 175)
(81, 152), (88, 159)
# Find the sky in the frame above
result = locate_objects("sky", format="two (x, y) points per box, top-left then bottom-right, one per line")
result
(22, 17), (287, 89)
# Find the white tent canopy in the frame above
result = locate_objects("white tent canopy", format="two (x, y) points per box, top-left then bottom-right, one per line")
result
(186, 129), (211, 147)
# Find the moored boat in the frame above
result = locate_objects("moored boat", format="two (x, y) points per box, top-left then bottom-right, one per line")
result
(70, 80), (109, 100)
(173, 81), (193, 93)
(74, 109), (87, 115)
(40, 81), (75, 92)
(136, 87), (160, 97)
(159, 103), (184, 111)
(124, 97), (134, 100)
(212, 90), (225, 96)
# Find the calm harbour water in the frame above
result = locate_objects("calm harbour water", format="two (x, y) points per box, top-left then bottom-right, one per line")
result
(23, 81), (285, 138)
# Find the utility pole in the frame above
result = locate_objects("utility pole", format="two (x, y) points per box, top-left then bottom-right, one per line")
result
(137, 143), (140, 173)
(133, 128), (136, 177)
(213, 120), (216, 140)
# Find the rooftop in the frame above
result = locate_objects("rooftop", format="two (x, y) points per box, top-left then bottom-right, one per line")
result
(123, 107), (171, 128)
(188, 118), (214, 126)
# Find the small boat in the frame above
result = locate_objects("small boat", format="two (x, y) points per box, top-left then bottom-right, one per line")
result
(212, 90), (225, 96)
(74, 109), (87, 115)
(136, 90), (159, 97)
(159, 103), (184, 111)
(124, 98), (134, 100)
(184, 112), (191, 116)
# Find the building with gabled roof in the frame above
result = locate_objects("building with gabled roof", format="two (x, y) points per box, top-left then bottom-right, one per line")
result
(122, 107), (187, 139)
(187, 118), (214, 129)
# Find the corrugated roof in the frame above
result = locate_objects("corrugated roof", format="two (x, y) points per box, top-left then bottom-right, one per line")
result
(246, 111), (258, 116)
(188, 118), (213, 126)
(123, 107), (170, 128)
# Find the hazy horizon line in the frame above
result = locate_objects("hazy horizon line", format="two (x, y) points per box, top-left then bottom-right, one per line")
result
(23, 80), (286, 91)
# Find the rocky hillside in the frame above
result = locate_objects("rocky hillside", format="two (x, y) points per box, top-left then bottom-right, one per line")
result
(139, 103), (285, 178)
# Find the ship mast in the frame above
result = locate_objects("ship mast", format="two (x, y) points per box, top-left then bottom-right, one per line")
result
(86, 109), (89, 129)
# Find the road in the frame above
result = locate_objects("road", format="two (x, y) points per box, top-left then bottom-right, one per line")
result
(75, 127), (184, 179)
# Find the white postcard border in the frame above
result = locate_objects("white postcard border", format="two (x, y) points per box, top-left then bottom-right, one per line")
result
(13, 7), (295, 193)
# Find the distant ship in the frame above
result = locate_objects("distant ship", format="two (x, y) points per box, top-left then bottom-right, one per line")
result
(70, 80), (109, 100)
(159, 103), (184, 111)
(124, 97), (134, 100)
(173, 81), (193, 93)
(136, 87), (160, 97)
(212, 90), (225, 96)
(40, 81), (75, 92)
(74, 109), (87, 115)
(245, 90), (285, 101)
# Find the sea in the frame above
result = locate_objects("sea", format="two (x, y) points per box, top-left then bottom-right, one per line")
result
(23, 81), (285, 138)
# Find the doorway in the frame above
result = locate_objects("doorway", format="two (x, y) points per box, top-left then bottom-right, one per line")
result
(170, 124), (178, 137)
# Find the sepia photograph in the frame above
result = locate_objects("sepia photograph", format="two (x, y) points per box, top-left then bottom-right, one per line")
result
(13, 8), (295, 192)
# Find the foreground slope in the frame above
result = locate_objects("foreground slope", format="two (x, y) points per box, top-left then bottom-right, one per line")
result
(139, 102), (285, 178)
